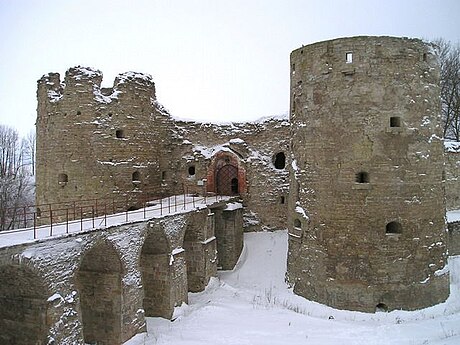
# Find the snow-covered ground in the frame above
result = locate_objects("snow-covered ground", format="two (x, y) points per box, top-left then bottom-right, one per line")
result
(126, 230), (460, 345)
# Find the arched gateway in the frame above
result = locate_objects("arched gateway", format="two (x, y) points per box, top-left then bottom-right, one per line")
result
(206, 151), (246, 196)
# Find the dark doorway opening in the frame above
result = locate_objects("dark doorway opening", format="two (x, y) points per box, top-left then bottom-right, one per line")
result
(231, 178), (239, 194)
(375, 303), (388, 312)
(216, 164), (238, 195)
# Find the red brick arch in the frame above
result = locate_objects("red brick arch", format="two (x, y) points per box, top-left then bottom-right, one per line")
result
(206, 151), (246, 195)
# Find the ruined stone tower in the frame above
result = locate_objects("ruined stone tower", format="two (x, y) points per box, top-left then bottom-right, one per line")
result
(287, 36), (449, 312)
(36, 67), (173, 213)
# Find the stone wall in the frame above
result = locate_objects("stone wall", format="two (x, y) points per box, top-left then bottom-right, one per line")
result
(171, 119), (290, 231)
(287, 36), (449, 312)
(36, 67), (173, 220)
(0, 265), (49, 345)
(448, 221), (460, 256)
(36, 67), (289, 231)
(213, 204), (244, 270)
(0, 200), (242, 344)
(445, 144), (460, 211)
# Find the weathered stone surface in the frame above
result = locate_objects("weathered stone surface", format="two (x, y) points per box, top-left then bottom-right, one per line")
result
(445, 144), (460, 211)
(213, 206), (244, 270)
(33, 35), (460, 322)
(0, 201), (242, 344)
(36, 67), (290, 231)
(448, 221), (460, 256)
(286, 36), (449, 312)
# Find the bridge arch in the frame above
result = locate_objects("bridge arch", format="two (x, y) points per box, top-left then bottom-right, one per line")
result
(0, 264), (49, 344)
(140, 224), (173, 318)
(76, 240), (123, 344)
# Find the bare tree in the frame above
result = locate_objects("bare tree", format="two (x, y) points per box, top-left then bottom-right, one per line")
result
(24, 130), (36, 176)
(434, 38), (460, 141)
(0, 125), (35, 230)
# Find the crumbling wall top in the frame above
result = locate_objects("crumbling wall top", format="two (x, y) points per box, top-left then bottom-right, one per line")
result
(37, 66), (156, 105)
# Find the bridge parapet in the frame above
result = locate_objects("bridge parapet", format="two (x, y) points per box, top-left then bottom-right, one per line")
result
(0, 196), (243, 344)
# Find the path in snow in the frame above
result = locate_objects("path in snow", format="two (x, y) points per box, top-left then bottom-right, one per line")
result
(126, 230), (460, 345)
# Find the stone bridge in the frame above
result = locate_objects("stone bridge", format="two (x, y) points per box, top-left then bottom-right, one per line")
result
(0, 197), (243, 344)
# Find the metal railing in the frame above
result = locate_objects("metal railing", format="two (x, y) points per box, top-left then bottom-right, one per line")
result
(0, 191), (227, 240)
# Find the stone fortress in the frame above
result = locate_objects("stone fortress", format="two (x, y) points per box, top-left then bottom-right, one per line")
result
(22, 36), (460, 343)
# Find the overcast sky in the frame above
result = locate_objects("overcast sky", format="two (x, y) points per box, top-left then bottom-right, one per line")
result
(0, 0), (459, 136)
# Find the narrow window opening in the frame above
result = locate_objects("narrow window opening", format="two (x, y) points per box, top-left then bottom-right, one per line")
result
(346, 52), (353, 63)
(36, 207), (41, 218)
(294, 219), (301, 229)
(280, 196), (285, 204)
(356, 171), (369, 183)
(386, 221), (402, 234)
(132, 171), (140, 182)
(423, 53), (427, 62)
(76, 110), (81, 115)
(390, 116), (401, 128)
(292, 63), (295, 72)
(161, 171), (166, 181)
(58, 173), (68, 184)
(375, 303), (388, 312)
(274, 152), (286, 169)
(188, 166), (196, 176)
(108, 112), (113, 118)
(115, 129), (125, 138)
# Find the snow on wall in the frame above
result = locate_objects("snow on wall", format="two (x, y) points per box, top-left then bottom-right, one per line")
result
(0, 204), (217, 344)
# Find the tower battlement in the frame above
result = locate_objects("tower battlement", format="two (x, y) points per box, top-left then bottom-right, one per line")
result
(37, 66), (156, 110)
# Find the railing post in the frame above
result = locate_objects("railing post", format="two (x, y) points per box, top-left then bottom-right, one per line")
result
(192, 194), (195, 208)
(174, 194), (177, 212)
(126, 208), (128, 222)
(160, 197), (163, 215)
(48, 203), (52, 223)
(80, 207), (83, 231)
(143, 201), (146, 219)
(104, 204), (107, 227)
(50, 209), (53, 237)
(183, 193), (186, 210)
(33, 212), (37, 239)
(73, 201), (76, 221)
(168, 196), (171, 213)
(23, 206), (27, 228)
(112, 197), (115, 214)
(66, 208), (69, 234)
(95, 199), (98, 217)
(92, 206), (95, 228)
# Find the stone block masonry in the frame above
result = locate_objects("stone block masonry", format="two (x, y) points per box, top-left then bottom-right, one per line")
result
(287, 36), (449, 312)
(448, 221), (460, 256)
(36, 67), (290, 231)
(0, 201), (243, 344)
(33, 35), (460, 320)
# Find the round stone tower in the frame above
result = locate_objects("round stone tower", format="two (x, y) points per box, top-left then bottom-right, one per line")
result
(287, 36), (449, 312)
